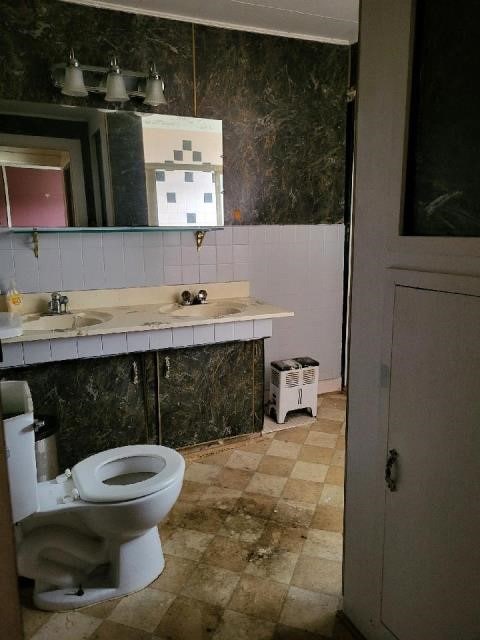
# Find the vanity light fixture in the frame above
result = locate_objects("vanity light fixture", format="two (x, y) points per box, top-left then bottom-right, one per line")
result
(51, 51), (167, 107)
(104, 57), (129, 103)
(61, 49), (88, 97)
(144, 63), (167, 107)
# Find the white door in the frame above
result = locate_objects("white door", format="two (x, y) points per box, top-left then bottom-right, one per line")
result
(380, 276), (480, 639)
(344, 1), (480, 638)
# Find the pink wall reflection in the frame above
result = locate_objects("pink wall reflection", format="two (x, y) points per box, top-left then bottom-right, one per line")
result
(1, 167), (68, 227)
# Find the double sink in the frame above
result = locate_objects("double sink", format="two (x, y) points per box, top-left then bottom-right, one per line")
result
(21, 301), (248, 334)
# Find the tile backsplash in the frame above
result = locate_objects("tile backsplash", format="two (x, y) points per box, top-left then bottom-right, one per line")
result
(0, 224), (344, 383)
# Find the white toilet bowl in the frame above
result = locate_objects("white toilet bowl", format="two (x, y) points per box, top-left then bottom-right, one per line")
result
(1, 381), (185, 611)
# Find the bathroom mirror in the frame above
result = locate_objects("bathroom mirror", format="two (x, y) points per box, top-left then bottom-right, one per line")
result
(0, 100), (224, 230)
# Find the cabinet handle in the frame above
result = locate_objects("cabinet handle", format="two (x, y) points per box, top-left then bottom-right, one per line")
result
(385, 448), (399, 492)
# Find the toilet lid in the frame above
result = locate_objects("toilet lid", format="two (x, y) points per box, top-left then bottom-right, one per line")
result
(71, 445), (185, 503)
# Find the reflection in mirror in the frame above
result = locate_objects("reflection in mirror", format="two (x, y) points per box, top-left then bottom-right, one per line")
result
(142, 115), (223, 227)
(0, 101), (224, 230)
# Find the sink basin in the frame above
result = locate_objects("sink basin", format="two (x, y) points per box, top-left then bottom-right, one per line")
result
(22, 311), (112, 332)
(158, 301), (246, 319)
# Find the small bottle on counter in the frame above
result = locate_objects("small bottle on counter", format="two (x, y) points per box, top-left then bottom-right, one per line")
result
(5, 279), (24, 314)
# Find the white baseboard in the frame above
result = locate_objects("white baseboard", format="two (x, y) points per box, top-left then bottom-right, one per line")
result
(318, 377), (342, 395)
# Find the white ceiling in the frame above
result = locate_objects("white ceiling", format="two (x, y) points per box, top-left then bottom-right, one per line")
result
(62, 0), (359, 45)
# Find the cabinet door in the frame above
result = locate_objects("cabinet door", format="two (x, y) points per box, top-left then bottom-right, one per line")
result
(157, 340), (264, 449)
(1, 353), (157, 468)
(381, 286), (480, 639)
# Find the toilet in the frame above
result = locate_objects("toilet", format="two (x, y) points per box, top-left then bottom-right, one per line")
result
(1, 380), (185, 611)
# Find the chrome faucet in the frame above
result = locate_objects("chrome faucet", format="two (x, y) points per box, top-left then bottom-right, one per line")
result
(180, 289), (208, 305)
(47, 292), (69, 315)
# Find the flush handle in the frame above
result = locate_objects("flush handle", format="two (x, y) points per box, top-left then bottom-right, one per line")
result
(385, 448), (399, 492)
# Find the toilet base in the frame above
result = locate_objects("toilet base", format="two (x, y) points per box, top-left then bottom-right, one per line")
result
(33, 527), (165, 611)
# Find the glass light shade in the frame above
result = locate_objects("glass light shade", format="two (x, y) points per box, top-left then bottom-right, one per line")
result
(105, 72), (129, 102)
(62, 65), (87, 97)
(144, 77), (166, 106)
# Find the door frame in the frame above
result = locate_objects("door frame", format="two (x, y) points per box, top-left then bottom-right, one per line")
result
(344, 0), (480, 637)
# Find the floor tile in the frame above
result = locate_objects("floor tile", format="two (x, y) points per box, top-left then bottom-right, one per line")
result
(325, 465), (344, 486)
(266, 439), (302, 460)
(150, 555), (197, 593)
(291, 461), (328, 483)
(271, 500), (315, 528)
(81, 600), (119, 620)
(198, 485), (242, 511)
(317, 407), (345, 421)
(319, 484), (344, 508)
(90, 619), (151, 640)
(180, 480), (207, 502)
(304, 432), (337, 449)
(241, 436), (275, 454)
(196, 450), (232, 466)
(245, 472), (288, 497)
(108, 587), (175, 632)
(181, 563), (240, 607)
(244, 547), (299, 584)
(185, 462), (221, 484)
(291, 555), (342, 596)
(273, 623), (330, 640)
(226, 449), (262, 471)
(154, 595), (223, 640)
(216, 466), (254, 490)
(279, 586), (338, 635)
(22, 608), (53, 640)
(167, 501), (227, 534)
(163, 528), (214, 560)
(219, 513), (267, 543)
(30, 612), (101, 640)
(320, 396), (346, 411)
(282, 478), (324, 504)
(202, 535), (252, 572)
(310, 505), (344, 533)
(311, 419), (344, 435)
(303, 529), (343, 562)
(229, 574), (288, 621)
(234, 493), (278, 519)
(335, 436), (346, 451)
(330, 450), (345, 467)
(274, 426), (309, 444)
(212, 610), (276, 640)
(258, 522), (308, 554)
(257, 455), (296, 477)
(297, 445), (334, 465)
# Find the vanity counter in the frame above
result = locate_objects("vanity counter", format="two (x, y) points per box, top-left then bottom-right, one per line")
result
(0, 282), (292, 368)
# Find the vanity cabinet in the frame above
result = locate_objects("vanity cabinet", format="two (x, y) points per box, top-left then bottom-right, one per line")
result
(0, 340), (264, 468)
(155, 340), (264, 449)
(2, 353), (158, 469)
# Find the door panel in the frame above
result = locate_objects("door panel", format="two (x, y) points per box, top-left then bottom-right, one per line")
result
(381, 286), (480, 639)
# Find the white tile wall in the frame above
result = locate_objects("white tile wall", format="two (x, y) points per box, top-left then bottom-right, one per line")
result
(0, 225), (345, 382)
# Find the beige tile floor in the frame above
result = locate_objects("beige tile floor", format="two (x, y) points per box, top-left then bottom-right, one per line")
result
(22, 393), (346, 640)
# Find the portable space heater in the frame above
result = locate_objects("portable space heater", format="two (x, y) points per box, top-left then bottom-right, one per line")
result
(269, 357), (319, 424)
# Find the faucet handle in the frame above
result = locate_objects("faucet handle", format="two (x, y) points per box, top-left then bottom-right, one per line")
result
(180, 290), (193, 305)
(196, 289), (208, 304)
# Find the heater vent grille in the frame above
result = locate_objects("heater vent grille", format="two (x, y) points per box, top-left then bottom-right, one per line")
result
(286, 371), (300, 387)
(303, 368), (316, 385)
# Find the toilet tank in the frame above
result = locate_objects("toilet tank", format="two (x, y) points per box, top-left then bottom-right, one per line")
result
(1, 381), (39, 522)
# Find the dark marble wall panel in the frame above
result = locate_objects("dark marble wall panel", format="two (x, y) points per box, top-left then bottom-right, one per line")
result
(0, 0), (193, 116)
(404, 0), (480, 236)
(0, 0), (348, 225)
(154, 340), (264, 449)
(1, 353), (157, 469)
(195, 27), (349, 224)
(106, 112), (149, 226)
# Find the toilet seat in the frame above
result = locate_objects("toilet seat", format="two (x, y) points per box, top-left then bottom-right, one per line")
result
(71, 445), (184, 503)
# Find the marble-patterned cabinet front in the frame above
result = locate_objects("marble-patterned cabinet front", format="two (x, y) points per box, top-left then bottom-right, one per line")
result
(156, 340), (264, 449)
(1, 340), (264, 468)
